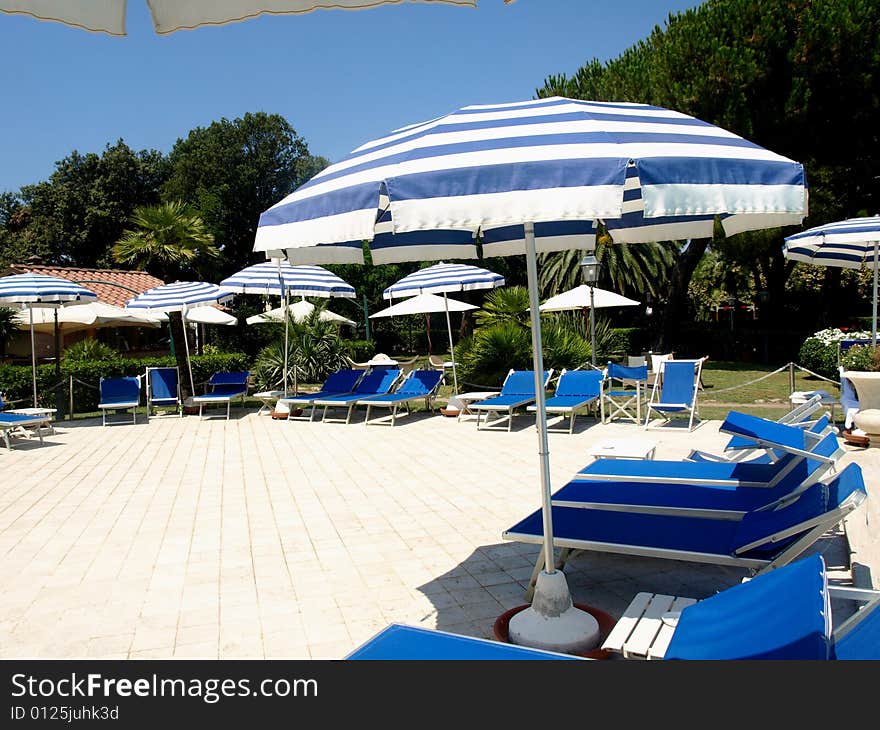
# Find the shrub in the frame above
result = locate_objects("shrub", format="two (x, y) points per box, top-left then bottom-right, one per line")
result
(63, 338), (119, 362)
(344, 339), (374, 363)
(798, 327), (872, 379)
(841, 345), (880, 372)
(605, 327), (644, 356)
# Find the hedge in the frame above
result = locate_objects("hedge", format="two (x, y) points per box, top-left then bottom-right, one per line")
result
(605, 327), (645, 356)
(0, 353), (249, 413)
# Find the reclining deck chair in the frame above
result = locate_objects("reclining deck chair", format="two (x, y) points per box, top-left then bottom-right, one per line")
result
(359, 369), (444, 426)
(552, 429), (842, 521)
(278, 369), (364, 422)
(469, 369), (552, 432)
(0, 412), (50, 449)
(145, 366), (182, 419)
(601, 553), (880, 660)
(503, 462), (867, 596)
(98, 376), (141, 426)
(192, 371), (250, 420)
(644, 358), (705, 431)
(313, 368), (402, 424)
(601, 362), (648, 424)
(577, 413), (838, 488)
(528, 369), (603, 434)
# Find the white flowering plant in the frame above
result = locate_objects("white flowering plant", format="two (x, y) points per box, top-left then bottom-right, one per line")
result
(799, 327), (873, 378)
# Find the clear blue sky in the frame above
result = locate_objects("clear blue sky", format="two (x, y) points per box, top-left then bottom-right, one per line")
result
(0, 0), (704, 193)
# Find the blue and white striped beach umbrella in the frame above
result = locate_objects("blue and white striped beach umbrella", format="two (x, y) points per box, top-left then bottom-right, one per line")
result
(0, 273), (98, 407)
(384, 262), (505, 394)
(253, 96), (809, 652)
(126, 281), (234, 395)
(219, 260), (356, 298)
(219, 261), (355, 395)
(785, 216), (880, 344)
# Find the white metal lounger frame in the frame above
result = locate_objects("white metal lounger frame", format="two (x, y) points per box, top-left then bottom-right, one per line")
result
(470, 369), (553, 432)
(644, 357), (706, 432)
(360, 376), (444, 427)
(601, 364), (646, 424)
(1, 416), (48, 450)
(315, 371), (405, 424)
(505, 487), (866, 599)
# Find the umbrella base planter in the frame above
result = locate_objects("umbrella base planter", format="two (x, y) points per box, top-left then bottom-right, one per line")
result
(493, 603), (616, 659)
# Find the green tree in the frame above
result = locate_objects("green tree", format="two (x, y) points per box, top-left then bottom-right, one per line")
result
(473, 286), (531, 329)
(112, 201), (220, 399)
(0, 306), (17, 359)
(163, 112), (321, 279)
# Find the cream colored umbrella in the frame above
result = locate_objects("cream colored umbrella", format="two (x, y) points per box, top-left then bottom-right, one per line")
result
(13, 301), (162, 334)
(246, 298), (356, 326)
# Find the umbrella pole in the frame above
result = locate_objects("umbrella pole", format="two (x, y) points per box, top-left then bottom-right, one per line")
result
(507, 222), (599, 653)
(283, 289), (290, 396)
(873, 241), (878, 346)
(181, 308), (195, 398)
(29, 307), (38, 408)
(443, 292), (459, 395)
(590, 286), (597, 367)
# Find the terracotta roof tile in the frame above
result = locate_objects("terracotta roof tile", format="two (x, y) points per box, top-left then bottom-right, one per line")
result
(3, 265), (166, 308)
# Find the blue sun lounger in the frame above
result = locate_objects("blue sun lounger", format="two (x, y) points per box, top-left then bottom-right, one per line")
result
(359, 369), (443, 426)
(0, 412), (50, 449)
(527, 369), (603, 434)
(98, 376), (141, 426)
(278, 369), (364, 421)
(552, 429), (842, 521)
(504, 463), (867, 595)
(313, 368), (402, 423)
(578, 414), (836, 487)
(191, 371), (250, 420)
(644, 358), (705, 431)
(603, 553), (880, 660)
(346, 624), (581, 660)
(145, 366), (182, 419)
(469, 369), (553, 431)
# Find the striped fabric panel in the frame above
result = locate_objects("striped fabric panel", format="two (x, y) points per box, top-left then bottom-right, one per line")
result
(784, 217), (880, 270)
(219, 261), (356, 298)
(125, 281), (233, 312)
(383, 262), (504, 298)
(254, 96), (807, 259)
(0, 273), (97, 305)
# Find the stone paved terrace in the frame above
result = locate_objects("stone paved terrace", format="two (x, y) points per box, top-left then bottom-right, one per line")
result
(0, 405), (875, 659)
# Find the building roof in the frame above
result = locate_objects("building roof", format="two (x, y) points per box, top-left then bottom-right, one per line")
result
(2, 264), (165, 307)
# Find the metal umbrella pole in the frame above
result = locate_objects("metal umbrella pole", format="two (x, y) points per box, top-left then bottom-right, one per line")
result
(590, 285), (596, 367)
(873, 241), (878, 346)
(180, 305), (196, 397)
(29, 306), (38, 407)
(442, 292), (459, 394)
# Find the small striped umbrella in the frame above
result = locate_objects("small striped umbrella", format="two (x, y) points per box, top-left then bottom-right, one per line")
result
(384, 262), (504, 393)
(254, 95), (808, 652)
(219, 260), (356, 394)
(126, 282), (234, 396)
(0, 273), (97, 407)
(784, 217), (880, 344)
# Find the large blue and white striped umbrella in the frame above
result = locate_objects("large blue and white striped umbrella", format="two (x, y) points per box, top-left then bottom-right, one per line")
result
(252, 96), (809, 652)
(219, 260), (356, 298)
(0, 273), (97, 306)
(785, 217), (880, 344)
(125, 281), (233, 313)
(0, 273), (98, 407)
(255, 96), (807, 264)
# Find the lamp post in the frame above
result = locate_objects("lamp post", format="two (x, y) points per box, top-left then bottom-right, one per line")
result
(579, 253), (601, 366)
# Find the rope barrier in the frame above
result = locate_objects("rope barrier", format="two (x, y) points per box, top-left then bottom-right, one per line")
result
(702, 363), (792, 394)
(791, 363), (841, 385)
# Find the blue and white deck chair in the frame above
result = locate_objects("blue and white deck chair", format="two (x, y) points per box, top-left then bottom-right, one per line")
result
(603, 554), (880, 660)
(98, 376), (141, 426)
(601, 361), (648, 424)
(359, 369), (444, 427)
(503, 462), (867, 597)
(0, 412), (50, 449)
(346, 624), (581, 660)
(279, 369), (364, 422)
(313, 368), (402, 424)
(551, 428), (842, 521)
(469, 369), (553, 432)
(145, 366), (182, 419)
(577, 413), (840, 488)
(528, 369), (604, 434)
(192, 371), (250, 420)
(644, 358), (705, 431)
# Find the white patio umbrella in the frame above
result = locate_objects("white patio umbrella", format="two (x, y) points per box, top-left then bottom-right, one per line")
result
(0, 273), (97, 407)
(784, 216), (880, 344)
(0, 0), (474, 36)
(125, 281), (234, 397)
(219, 260), (356, 395)
(13, 300), (163, 334)
(246, 298), (356, 326)
(253, 96), (808, 653)
(383, 262), (503, 393)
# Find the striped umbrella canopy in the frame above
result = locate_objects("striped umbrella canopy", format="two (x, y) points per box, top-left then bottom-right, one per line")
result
(253, 95), (808, 652)
(125, 281), (234, 395)
(0, 273), (98, 407)
(219, 260), (355, 395)
(785, 217), (880, 344)
(383, 262), (503, 393)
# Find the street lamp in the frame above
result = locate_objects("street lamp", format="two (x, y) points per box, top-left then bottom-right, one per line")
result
(580, 253), (601, 366)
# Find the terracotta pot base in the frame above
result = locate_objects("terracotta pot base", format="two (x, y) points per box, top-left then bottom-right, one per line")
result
(493, 603), (617, 659)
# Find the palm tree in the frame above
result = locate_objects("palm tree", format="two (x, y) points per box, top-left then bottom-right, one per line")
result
(113, 201), (220, 399)
(0, 306), (17, 360)
(473, 286), (531, 329)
